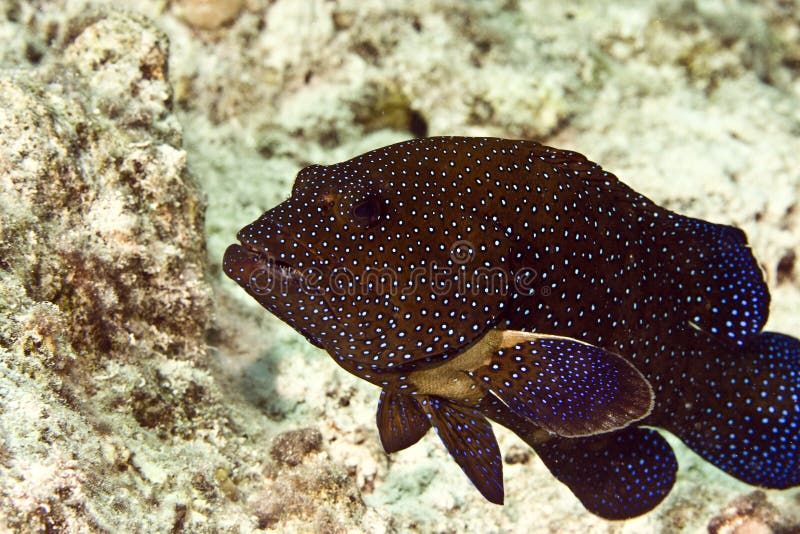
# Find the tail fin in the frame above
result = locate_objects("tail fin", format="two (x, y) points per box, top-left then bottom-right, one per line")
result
(660, 331), (800, 489)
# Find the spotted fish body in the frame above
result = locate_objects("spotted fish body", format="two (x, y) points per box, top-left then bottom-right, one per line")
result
(224, 137), (800, 519)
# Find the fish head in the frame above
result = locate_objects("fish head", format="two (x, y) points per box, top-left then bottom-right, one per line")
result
(224, 138), (517, 373)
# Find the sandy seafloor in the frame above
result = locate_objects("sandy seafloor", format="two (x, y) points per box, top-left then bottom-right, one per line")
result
(1, 0), (799, 532)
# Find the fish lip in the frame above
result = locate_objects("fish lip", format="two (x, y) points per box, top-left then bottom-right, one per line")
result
(239, 242), (302, 278)
(224, 241), (306, 294)
(231, 240), (390, 352)
(257, 258), (305, 287)
(264, 257), (299, 273)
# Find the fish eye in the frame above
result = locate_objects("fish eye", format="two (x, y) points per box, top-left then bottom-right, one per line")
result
(351, 195), (384, 227)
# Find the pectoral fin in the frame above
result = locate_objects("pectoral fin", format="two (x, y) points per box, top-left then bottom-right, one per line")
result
(419, 396), (504, 504)
(376, 389), (430, 453)
(471, 333), (653, 437)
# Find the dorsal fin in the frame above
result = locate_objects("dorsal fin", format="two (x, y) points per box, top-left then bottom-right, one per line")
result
(661, 216), (769, 344)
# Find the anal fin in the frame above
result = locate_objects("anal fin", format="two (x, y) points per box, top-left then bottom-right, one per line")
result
(419, 396), (504, 504)
(534, 428), (678, 520)
(376, 389), (430, 453)
(478, 391), (676, 519)
(471, 333), (653, 437)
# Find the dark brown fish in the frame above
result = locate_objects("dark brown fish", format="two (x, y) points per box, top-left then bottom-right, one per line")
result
(224, 137), (799, 519)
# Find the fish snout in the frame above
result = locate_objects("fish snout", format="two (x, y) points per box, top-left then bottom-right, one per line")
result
(223, 243), (262, 291)
(223, 242), (310, 298)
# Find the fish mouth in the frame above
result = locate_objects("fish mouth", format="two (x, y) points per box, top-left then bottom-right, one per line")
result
(224, 237), (395, 350)
(224, 241), (345, 351)
(223, 243), (305, 292)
